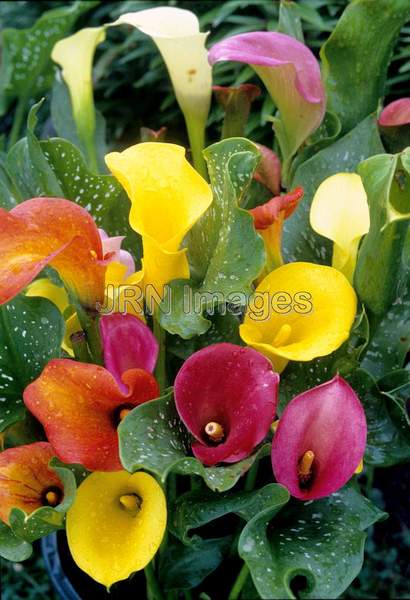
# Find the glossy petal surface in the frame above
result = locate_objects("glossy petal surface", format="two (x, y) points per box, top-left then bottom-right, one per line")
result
(23, 360), (159, 471)
(271, 375), (367, 500)
(240, 262), (356, 372)
(174, 343), (279, 466)
(379, 97), (410, 126)
(66, 471), (166, 587)
(0, 442), (62, 524)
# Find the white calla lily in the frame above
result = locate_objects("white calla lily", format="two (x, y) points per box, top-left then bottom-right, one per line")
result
(52, 27), (105, 171)
(115, 7), (212, 177)
(310, 173), (370, 282)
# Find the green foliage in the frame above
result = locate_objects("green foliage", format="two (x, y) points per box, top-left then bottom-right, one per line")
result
(0, 295), (64, 431)
(239, 484), (386, 599)
(321, 0), (410, 133)
(119, 390), (271, 492)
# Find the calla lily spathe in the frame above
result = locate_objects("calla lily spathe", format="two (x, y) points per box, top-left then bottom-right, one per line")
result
(174, 343), (279, 466)
(105, 142), (213, 298)
(0, 442), (63, 524)
(209, 32), (326, 167)
(240, 262), (357, 372)
(271, 375), (367, 500)
(52, 27), (105, 171)
(379, 97), (410, 126)
(310, 173), (370, 282)
(66, 471), (166, 587)
(23, 359), (159, 471)
(0, 198), (106, 310)
(115, 7), (212, 176)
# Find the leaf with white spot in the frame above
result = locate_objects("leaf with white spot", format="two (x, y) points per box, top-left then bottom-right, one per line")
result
(0, 295), (64, 431)
(239, 484), (386, 599)
(119, 391), (271, 492)
(159, 138), (265, 338)
(0, 1), (96, 115)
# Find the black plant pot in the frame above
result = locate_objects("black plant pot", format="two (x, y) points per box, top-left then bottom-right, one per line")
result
(41, 532), (146, 599)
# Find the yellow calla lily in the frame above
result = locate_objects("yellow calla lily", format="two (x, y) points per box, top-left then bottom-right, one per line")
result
(52, 27), (106, 171)
(240, 262), (357, 373)
(114, 7), (211, 177)
(66, 471), (167, 588)
(105, 142), (212, 298)
(309, 173), (370, 282)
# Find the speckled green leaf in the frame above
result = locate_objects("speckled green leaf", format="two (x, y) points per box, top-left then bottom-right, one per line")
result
(320, 0), (410, 133)
(0, 1), (96, 115)
(355, 151), (410, 317)
(8, 458), (79, 543)
(6, 106), (140, 257)
(347, 369), (410, 467)
(0, 521), (32, 562)
(284, 114), (383, 264)
(240, 484), (386, 599)
(170, 484), (289, 545)
(160, 139), (265, 338)
(0, 296), (64, 431)
(119, 391), (271, 492)
(159, 280), (211, 340)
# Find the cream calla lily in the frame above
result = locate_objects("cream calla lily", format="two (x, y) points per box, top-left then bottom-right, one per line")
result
(105, 142), (212, 298)
(115, 7), (212, 176)
(310, 173), (370, 282)
(52, 27), (106, 171)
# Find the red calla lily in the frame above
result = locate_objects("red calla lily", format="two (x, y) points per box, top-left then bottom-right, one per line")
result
(0, 198), (106, 309)
(174, 343), (279, 466)
(23, 360), (159, 471)
(0, 442), (63, 524)
(271, 375), (367, 500)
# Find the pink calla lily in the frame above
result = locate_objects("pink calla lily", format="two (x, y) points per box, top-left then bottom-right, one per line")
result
(271, 375), (367, 500)
(100, 313), (159, 392)
(378, 98), (410, 127)
(98, 229), (135, 278)
(174, 343), (279, 466)
(209, 32), (326, 162)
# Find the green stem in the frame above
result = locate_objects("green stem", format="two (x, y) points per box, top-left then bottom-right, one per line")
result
(228, 563), (249, 600)
(8, 95), (28, 149)
(244, 461), (259, 492)
(76, 306), (103, 365)
(185, 113), (207, 179)
(153, 316), (167, 392)
(70, 331), (92, 362)
(144, 561), (164, 600)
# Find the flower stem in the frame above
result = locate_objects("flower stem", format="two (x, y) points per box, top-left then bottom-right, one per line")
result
(8, 94), (28, 149)
(153, 316), (167, 392)
(185, 113), (207, 179)
(244, 461), (259, 492)
(70, 331), (92, 363)
(145, 561), (164, 600)
(228, 563), (249, 600)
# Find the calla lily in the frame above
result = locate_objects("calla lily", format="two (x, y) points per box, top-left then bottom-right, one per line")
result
(23, 359), (159, 471)
(0, 198), (106, 310)
(66, 470), (166, 587)
(253, 144), (281, 196)
(52, 27), (106, 171)
(105, 142), (212, 298)
(115, 7), (212, 177)
(100, 313), (158, 392)
(378, 97), (410, 126)
(174, 343), (279, 466)
(249, 187), (304, 274)
(209, 32), (326, 167)
(271, 375), (367, 500)
(213, 84), (261, 139)
(98, 229), (135, 278)
(240, 262), (356, 373)
(0, 442), (63, 524)
(310, 173), (370, 282)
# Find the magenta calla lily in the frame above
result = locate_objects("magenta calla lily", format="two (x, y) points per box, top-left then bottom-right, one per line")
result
(378, 97), (410, 126)
(174, 343), (279, 466)
(209, 32), (325, 163)
(100, 313), (159, 392)
(271, 375), (367, 500)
